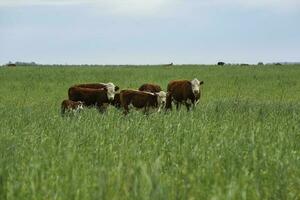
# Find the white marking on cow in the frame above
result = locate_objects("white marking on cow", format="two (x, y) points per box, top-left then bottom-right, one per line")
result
(190, 78), (200, 96)
(139, 90), (156, 96)
(72, 101), (84, 113)
(128, 103), (134, 109)
(186, 99), (192, 105)
(156, 91), (166, 111)
(77, 102), (84, 110)
(101, 82), (116, 100)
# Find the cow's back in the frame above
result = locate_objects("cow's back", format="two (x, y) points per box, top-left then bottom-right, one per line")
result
(120, 90), (157, 108)
(139, 84), (162, 93)
(68, 87), (105, 106)
(73, 83), (106, 89)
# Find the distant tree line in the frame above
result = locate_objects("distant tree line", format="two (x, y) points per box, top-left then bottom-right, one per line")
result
(3, 61), (38, 67)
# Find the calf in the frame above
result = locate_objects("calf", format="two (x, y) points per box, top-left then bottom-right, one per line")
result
(120, 90), (166, 115)
(166, 78), (204, 111)
(68, 86), (115, 112)
(138, 83), (162, 93)
(61, 100), (83, 115)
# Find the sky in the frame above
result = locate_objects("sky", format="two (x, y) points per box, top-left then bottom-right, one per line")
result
(0, 0), (300, 65)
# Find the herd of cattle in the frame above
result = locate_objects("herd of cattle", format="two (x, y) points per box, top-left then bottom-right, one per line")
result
(61, 78), (204, 115)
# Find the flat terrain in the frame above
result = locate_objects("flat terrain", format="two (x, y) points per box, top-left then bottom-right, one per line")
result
(0, 65), (300, 200)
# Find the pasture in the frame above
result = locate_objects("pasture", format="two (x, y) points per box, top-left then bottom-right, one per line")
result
(0, 65), (300, 200)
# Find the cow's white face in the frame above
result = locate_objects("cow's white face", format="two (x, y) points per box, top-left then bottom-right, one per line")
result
(191, 78), (200, 95)
(77, 102), (84, 110)
(105, 82), (116, 100)
(72, 101), (84, 113)
(156, 91), (167, 106)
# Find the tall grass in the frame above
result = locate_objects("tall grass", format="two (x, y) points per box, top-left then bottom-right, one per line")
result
(0, 65), (300, 199)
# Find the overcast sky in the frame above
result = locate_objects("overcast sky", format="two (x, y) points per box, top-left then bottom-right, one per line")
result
(0, 0), (299, 64)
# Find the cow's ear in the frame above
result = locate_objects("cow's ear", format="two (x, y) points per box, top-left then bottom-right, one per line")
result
(200, 81), (204, 85)
(115, 86), (119, 91)
(103, 87), (108, 91)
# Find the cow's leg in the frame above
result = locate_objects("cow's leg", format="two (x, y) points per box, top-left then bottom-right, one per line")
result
(185, 103), (191, 111)
(123, 104), (130, 115)
(165, 93), (172, 110)
(143, 106), (149, 115)
(157, 106), (161, 113)
(192, 99), (197, 109)
(185, 99), (192, 111)
(96, 103), (106, 113)
(176, 102), (180, 110)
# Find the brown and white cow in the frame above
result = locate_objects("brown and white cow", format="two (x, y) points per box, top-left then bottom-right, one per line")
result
(68, 86), (115, 112)
(71, 82), (119, 92)
(69, 82), (119, 108)
(61, 100), (83, 115)
(166, 78), (204, 111)
(120, 90), (166, 115)
(138, 83), (162, 93)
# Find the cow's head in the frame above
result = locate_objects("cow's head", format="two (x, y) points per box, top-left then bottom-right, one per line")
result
(190, 78), (204, 96)
(73, 101), (84, 113)
(104, 82), (119, 91)
(105, 83), (116, 100)
(77, 101), (84, 111)
(156, 91), (167, 106)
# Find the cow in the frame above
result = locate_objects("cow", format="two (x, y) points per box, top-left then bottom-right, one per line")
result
(68, 86), (115, 112)
(217, 62), (225, 66)
(7, 63), (16, 67)
(61, 100), (83, 115)
(166, 78), (204, 111)
(71, 82), (119, 92)
(120, 90), (167, 115)
(138, 83), (162, 93)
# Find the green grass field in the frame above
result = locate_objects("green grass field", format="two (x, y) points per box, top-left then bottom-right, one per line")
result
(1, 65), (300, 200)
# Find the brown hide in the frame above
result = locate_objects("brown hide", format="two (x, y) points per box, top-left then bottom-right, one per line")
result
(68, 87), (109, 109)
(138, 83), (162, 93)
(71, 83), (119, 91)
(120, 90), (158, 114)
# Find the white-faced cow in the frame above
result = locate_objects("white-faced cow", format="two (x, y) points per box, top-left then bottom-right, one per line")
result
(68, 86), (115, 112)
(166, 78), (204, 111)
(69, 82), (119, 108)
(120, 90), (166, 115)
(61, 100), (83, 115)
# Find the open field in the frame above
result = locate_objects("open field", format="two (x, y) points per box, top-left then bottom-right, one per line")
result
(0, 65), (300, 200)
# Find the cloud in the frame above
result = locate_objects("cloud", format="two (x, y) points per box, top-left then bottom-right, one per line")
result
(1, 0), (299, 15)
(0, 0), (178, 15)
(195, 0), (300, 10)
